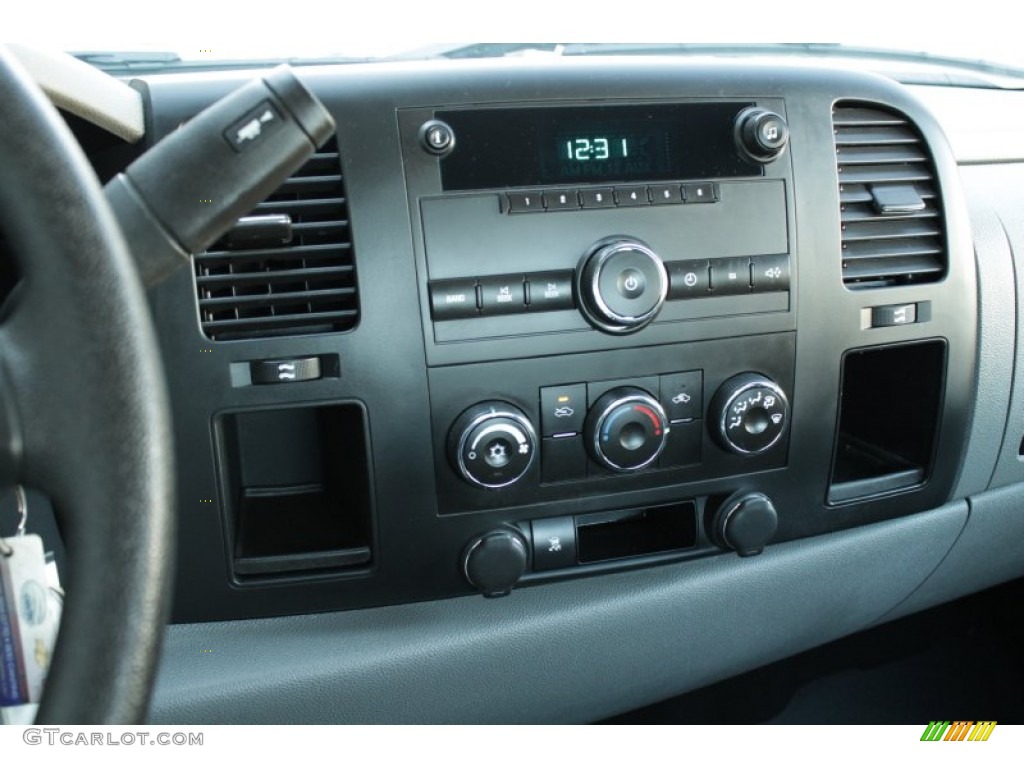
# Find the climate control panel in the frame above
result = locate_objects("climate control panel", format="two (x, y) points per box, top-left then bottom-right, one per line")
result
(433, 332), (795, 515)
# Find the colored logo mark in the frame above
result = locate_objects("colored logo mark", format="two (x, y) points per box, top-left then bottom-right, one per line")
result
(920, 721), (997, 742)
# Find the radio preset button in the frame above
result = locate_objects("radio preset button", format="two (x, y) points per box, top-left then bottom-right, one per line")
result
(506, 191), (544, 213)
(709, 257), (752, 295)
(615, 186), (650, 207)
(429, 279), (478, 320)
(525, 271), (574, 311)
(683, 182), (718, 204)
(580, 188), (616, 208)
(479, 276), (526, 315)
(649, 184), (684, 205)
(542, 189), (580, 211)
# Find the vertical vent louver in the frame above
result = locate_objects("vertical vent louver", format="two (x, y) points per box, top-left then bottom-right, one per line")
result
(194, 137), (359, 340)
(833, 102), (946, 289)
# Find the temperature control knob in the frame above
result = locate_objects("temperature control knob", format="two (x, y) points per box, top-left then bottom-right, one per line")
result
(734, 107), (790, 164)
(449, 402), (537, 488)
(710, 373), (790, 455)
(576, 237), (668, 334)
(584, 387), (670, 471)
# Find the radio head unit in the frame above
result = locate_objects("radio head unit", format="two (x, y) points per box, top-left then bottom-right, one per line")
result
(435, 103), (767, 190)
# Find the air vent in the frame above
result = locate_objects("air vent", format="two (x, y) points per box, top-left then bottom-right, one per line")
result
(194, 137), (359, 340)
(833, 103), (946, 289)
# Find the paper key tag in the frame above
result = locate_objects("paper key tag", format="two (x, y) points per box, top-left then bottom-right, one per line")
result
(0, 535), (60, 707)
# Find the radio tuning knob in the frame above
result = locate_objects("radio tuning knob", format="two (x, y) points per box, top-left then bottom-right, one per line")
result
(710, 373), (790, 456)
(735, 107), (789, 164)
(576, 236), (668, 334)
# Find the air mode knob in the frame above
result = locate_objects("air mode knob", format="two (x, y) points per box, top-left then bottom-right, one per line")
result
(735, 107), (790, 164)
(584, 387), (670, 471)
(448, 401), (537, 488)
(576, 237), (668, 334)
(710, 373), (790, 455)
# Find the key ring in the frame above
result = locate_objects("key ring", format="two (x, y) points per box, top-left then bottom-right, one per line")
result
(0, 485), (28, 557)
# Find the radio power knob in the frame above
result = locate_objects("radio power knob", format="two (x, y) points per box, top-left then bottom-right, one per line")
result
(710, 373), (790, 455)
(576, 237), (668, 334)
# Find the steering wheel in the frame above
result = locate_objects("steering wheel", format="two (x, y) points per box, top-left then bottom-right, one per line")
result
(0, 47), (174, 722)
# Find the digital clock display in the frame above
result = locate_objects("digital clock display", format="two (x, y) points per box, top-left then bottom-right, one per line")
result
(437, 103), (761, 191)
(563, 136), (631, 161)
(551, 131), (669, 180)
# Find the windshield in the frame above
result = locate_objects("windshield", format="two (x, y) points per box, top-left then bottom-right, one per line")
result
(6, 3), (1022, 78)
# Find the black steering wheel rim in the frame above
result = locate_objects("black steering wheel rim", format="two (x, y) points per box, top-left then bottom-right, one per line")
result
(0, 47), (174, 723)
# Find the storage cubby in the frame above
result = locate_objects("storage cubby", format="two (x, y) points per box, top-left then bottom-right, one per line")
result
(576, 502), (697, 563)
(217, 404), (373, 578)
(828, 340), (945, 504)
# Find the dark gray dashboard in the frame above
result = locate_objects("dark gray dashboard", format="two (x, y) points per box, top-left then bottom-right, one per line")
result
(134, 58), (1024, 722)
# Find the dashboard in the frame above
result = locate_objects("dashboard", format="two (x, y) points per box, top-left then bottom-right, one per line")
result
(84, 56), (1024, 722)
